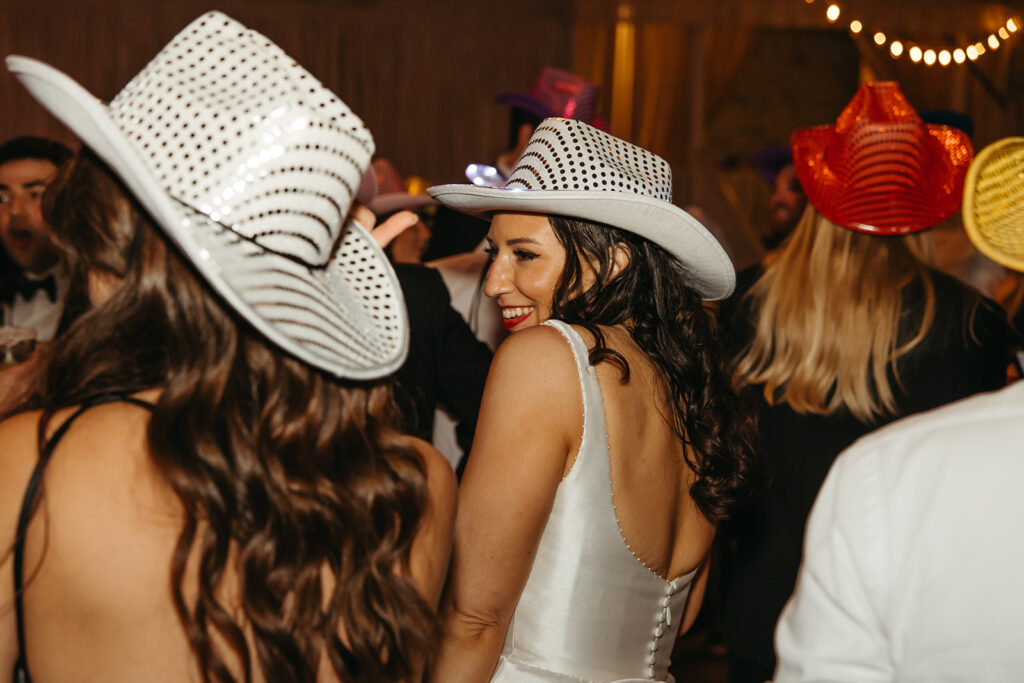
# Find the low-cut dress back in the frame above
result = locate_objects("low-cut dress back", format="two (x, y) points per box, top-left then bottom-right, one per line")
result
(489, 320), (697, 683)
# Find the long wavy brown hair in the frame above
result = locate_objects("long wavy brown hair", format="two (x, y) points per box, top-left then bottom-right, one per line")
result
(546, 215), (760, 523)
(24, 151), (437, 682)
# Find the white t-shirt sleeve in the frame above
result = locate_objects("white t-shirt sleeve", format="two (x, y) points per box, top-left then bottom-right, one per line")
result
(773, 444), (893, 683)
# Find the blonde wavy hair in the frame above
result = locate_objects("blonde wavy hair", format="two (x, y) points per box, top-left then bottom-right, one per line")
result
(734, 206), (935, 422)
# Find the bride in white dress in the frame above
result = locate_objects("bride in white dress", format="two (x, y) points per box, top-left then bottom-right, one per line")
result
(425, 118), (760, 682)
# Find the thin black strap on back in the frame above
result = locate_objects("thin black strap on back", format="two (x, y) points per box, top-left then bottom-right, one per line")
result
(12, 393), (154, 682)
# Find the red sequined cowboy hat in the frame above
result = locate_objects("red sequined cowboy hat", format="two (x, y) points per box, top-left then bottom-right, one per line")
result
(791, 81), (973, 235)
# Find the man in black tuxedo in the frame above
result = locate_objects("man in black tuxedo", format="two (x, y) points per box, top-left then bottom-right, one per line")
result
(393, 262), (492, 476)
(0, 136), (73, 340)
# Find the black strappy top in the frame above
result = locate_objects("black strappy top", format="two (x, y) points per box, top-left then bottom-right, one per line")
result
(12, 393), (154, 683)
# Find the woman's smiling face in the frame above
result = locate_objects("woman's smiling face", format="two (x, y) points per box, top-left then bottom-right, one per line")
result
(483, 212), (566, 332)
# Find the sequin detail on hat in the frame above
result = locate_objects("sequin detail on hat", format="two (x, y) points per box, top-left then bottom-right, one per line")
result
(792, 81), (972, 235)
(108, 12), (373, 267)
(964, 137), (1024, 272)
(505, 118), (673, 200)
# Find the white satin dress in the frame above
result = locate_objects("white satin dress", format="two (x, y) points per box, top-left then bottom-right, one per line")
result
(489, 320), (698, 683)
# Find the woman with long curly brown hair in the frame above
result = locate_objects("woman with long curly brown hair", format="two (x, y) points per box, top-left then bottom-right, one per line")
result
(425, 118), (759, 682)
(0, 13), (454, 683)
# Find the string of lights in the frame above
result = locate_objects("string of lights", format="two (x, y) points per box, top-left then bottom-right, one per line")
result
(804, 0), (1020, 66)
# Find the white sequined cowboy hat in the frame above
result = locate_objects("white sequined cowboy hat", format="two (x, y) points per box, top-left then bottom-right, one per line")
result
(429, 118), (735, 300)
(6, 11), (408, 379)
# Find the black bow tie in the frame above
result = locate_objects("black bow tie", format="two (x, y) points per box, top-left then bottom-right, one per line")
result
(14, 274), (58, 303)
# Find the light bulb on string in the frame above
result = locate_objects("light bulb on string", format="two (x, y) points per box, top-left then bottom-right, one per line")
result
(1008, 18), (1018, 32)
(890, 41), (903, 57)
(874, 31), (886, 45)
(923, 49), (937, 65)
(826, 4), (840, 22)
(938, 50), (952, 66)
(953, 48), (966, 64)
(909, 45), (923, 62)
(999, 27), (1010, 40)
(988, 34), (1000, 49)
(966, 45), (979, 60)
(850, 19), (862, 33)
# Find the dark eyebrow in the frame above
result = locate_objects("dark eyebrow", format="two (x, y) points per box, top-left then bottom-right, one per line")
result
(506, 237), (543, 246)
(0, 180), (47, 191)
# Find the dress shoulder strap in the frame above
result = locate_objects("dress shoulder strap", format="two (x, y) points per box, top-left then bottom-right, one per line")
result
(541, 320), (608, 478)
(12, 393), (154, 683)
(541, 320), (593, 382)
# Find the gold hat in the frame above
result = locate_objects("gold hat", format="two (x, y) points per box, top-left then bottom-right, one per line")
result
(962, 137), (1024, 273)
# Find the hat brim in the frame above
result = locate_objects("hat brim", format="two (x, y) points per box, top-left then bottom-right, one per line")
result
(495, 93), (554, 120)
(427, 184), (735, 300)
(8, 55), (408, 380)
(367, 192), (437, 217)
(963, 137), (1024, 273)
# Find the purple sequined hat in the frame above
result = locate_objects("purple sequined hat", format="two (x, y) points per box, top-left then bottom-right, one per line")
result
(497, 67), (607, 129)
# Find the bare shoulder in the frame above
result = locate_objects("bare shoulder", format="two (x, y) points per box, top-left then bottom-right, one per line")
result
(0, 410), (45, 543)
(471, 324), (582, 474)
(398, 436), (456, 606)
(489, 324), (578, 394)
(405, 436), (457, 517)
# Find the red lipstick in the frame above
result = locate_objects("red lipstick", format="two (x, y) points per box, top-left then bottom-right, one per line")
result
(501, 307), (533, 329)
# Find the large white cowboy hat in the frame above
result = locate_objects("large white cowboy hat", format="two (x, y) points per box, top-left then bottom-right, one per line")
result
(429, 117), (735, 300)
(7, 11), (408, 379)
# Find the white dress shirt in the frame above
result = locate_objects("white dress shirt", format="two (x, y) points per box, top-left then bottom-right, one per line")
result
(774, 380), (1024, 682)
(1, 265), (68, 341)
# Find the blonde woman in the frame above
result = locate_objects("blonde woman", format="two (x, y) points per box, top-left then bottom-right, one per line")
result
(720, 82), (1013, 683)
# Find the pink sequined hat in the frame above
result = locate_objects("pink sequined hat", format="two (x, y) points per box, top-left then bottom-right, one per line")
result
(497, 67), (607, 129)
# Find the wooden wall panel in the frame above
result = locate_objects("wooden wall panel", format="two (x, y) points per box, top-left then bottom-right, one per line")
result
(0, 0), (572, 183)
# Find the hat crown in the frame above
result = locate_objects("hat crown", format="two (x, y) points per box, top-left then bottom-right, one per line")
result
(372, 158), (405, 196)
(965, 137), (1024, 271)
(529, 67), (599, 122)
(834, 81), (920, 132)
(505, 118), (673, 201)
(108, 12), (373, 267)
